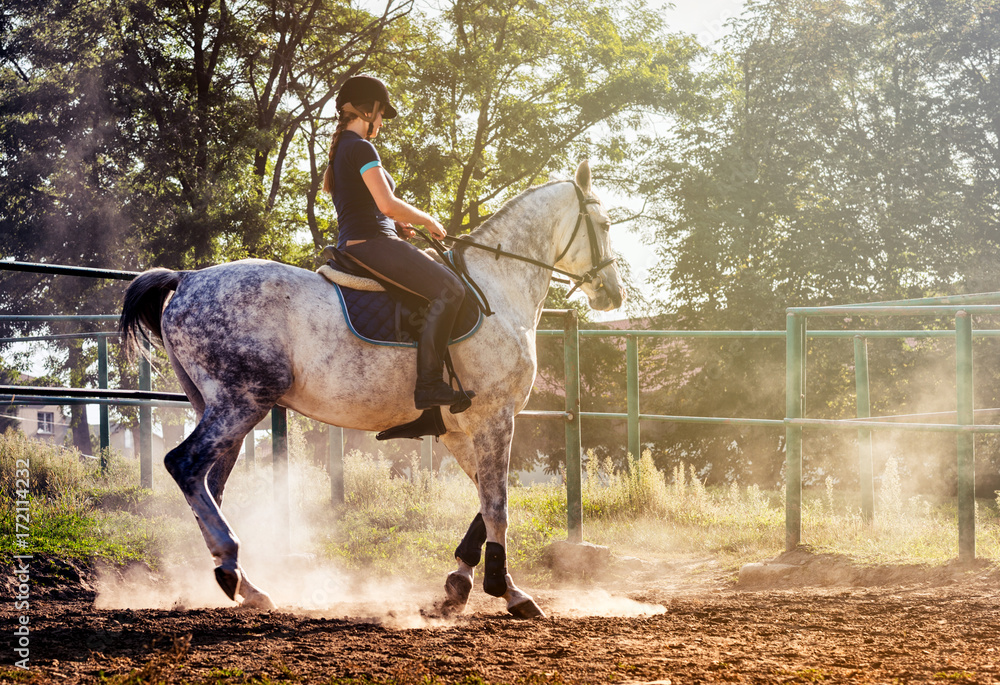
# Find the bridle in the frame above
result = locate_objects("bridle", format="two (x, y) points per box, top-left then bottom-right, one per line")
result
(437, 181), (617, 297)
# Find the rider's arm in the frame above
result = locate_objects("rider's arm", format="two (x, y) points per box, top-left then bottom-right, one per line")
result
(362, 166), (446, 239)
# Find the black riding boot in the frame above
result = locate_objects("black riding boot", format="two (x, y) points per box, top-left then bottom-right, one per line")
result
(414, 299), (474, 412)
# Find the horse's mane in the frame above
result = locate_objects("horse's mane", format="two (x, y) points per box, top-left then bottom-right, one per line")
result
(466, 180), (565, 240)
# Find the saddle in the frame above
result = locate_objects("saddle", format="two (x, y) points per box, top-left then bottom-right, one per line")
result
(317, 245), (487, 441)
(317, 246), (484, 347)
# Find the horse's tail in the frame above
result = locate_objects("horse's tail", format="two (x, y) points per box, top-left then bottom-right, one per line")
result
(119, 268), (186, 359)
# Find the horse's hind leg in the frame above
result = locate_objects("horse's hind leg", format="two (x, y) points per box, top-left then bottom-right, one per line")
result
(164, 403), (276, 610)
(200, 441), (275, 610)
(206, 444), (240, 505)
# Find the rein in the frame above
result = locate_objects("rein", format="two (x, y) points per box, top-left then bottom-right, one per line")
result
(427, 181), (616, 297)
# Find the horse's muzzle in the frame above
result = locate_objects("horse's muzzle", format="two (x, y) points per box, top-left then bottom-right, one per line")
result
(587, 274), (623, 311)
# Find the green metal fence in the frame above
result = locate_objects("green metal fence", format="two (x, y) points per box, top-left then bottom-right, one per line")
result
(784, 294), (1000, 562)
(536, 297), (1000, 560)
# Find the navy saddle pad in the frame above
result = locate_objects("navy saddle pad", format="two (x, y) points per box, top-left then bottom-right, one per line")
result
(333, 283), (483, 348)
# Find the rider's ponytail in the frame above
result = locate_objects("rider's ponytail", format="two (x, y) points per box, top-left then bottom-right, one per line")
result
(323, 112), (358, 198)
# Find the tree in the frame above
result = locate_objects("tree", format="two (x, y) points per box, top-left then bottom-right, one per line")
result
(1, 0), (415, 451)
(899, 0), (1000, 293)
(380, 0), (699, 233)
(1, 0), (703, 470)
(624, 0), (1000, 488)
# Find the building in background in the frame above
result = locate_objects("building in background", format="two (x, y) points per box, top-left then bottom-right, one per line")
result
(2, 374), (166, 459)
(2, 400), (71, 447)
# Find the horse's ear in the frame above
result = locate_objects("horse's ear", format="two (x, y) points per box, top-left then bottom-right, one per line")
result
(575, 160), (592, 194)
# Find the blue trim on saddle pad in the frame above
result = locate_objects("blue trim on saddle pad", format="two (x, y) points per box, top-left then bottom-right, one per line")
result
(332, 254), (485, 348)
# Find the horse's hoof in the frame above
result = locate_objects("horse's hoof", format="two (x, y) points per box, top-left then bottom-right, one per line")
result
(241, 589), (277, 611)
(214, 565), (242, 602)
(443, 572), (472, 616)
(507, 598), (546, 620)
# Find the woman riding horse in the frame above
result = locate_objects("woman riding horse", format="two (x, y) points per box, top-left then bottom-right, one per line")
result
(119, 136), (623, 615)
(324, 75), (472, 412)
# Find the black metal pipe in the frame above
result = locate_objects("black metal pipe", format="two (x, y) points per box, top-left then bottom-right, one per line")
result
(0, 260), (139, 281)
(0, 385), (184, 402)
(0, 396), (190, 408)
(0, 332), (119, 343)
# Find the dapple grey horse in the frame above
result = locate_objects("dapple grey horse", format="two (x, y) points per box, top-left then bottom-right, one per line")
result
(119, 160), (623, 618)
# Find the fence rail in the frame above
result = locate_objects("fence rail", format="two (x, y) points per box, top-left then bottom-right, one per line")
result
(784, 298), (1000, 561)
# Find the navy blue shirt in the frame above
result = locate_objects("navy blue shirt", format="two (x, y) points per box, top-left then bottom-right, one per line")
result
(332, 131), (397, 248)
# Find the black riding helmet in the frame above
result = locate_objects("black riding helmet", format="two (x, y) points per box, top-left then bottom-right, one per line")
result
(336, 75), (398, 120)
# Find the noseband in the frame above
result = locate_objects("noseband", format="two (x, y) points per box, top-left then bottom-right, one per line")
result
(552, 182), (617, 295)
(440, 181), (616, 297)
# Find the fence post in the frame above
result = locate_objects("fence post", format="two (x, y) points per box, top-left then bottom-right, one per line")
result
(98, 336), (110, 468)
(853, 336), (874, 522)
(421, 435), (433, 473)
(564, 309), (583, 543)
(956, 311), (975, 562)
(244, 430), (255, 469)
(329, 425), (344, 505)
(272, 407), (289, 554)
(785, 312), (806, 551)
(139, 340), (152, 489)
(626, 334), (640, 463)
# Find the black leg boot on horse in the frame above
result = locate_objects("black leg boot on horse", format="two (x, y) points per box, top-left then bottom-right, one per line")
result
(414, 296), (475, 412)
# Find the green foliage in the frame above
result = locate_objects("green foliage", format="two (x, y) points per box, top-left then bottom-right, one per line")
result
(327, 450), (482, 578)
(0, 430), (160, 563)
(390, 0), (698, 232)
(600, 0), (1000, 489)
(645, 0), (985, 316)
(579, 450), (785, 561)
(933, 672), (977, 682)
(1, 0), (697, 267)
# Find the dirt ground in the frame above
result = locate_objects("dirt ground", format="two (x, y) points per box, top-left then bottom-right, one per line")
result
(4, 550), (1000, 684)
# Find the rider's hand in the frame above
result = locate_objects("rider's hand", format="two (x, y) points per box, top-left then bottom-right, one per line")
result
(395, 221), (416, 239)
(427, 219), (447, 241)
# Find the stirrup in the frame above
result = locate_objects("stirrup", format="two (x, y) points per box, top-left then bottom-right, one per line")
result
(449, 390), (475, 414)
(376, 407), (446, 441)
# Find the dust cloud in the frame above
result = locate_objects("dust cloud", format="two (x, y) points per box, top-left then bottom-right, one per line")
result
(542, 589), (666, 618)
(95, 559), (668, 624)
(92, 451), (469, 628)
(94, 554), (459, 629)
(93, 449), (669, 625)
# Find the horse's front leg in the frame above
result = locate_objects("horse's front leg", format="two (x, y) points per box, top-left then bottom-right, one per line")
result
(473, 413), (545, 619)
(440, 432), (484, 615)
(441, 512), (485, 615)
